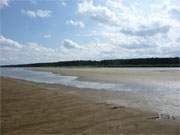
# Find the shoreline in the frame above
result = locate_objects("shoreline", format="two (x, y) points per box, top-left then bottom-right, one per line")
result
(30, 67), (180, 117)
(1, 77), (179, 134)
(2, 67), (180, 117)
(1, 67), (180, 117)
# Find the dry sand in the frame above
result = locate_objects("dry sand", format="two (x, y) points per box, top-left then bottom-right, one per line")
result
(1, 77), (179, 135)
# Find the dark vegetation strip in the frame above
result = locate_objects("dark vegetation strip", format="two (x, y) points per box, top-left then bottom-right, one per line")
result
(1, 57), (180, 67)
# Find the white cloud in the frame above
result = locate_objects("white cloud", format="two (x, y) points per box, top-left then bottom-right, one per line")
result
(61, 2), (66, 6)
(0, 36), (59, 65)
(77, 0), (180, 29)
(59, 0), (67, 6)
(1, 0), (180, 65)
(76, 0), (180, 57)
(0, 36), (86, 65)
(121, 25), (170, 37)
(43, 34), (51, 38)
(0, 36), (22, 48)
(0, 35), (179, 65)
(169, 8), (180, 21)
(21, 9), (52, 18)
(0, 0), (10, 8)
(61, 39), (82, 49)
(77, 0), (119, 25)
(2, 0), (180, 64)
(65, 20), (85, 28)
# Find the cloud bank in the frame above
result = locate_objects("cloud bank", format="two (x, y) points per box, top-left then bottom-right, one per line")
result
(1, 35), (179, 65)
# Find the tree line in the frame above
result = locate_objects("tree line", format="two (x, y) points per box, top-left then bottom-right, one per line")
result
(2, 57), (180, 67)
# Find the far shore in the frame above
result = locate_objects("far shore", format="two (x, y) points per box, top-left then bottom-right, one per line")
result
(1, 77), (179, 134)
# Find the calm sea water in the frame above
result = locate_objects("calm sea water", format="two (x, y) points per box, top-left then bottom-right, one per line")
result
(1, 68), (180, 117)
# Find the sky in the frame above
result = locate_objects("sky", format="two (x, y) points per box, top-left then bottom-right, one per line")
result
(0, 0), (180, 65)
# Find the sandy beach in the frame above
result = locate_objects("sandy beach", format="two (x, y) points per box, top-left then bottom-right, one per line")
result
(32, 67), (180, 83)
(1, 77), (179, 135)
(30, 67), (180, 116)
(2, 0), (180, 134)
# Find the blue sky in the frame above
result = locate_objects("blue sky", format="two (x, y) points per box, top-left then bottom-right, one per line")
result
(0, 0), (180, 65)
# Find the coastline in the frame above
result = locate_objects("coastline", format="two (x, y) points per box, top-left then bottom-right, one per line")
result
(30, 67), (180, 117)
(1, 77), (179, 134)
(31, 67), (180, 85)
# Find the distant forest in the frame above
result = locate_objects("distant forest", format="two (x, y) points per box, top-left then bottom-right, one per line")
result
(2, 57), (180, 67)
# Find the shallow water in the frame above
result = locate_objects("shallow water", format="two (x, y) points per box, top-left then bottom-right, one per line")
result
(0, 68), (180, 117)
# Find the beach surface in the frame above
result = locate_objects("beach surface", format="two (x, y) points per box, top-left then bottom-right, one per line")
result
(33, 67), (180, 84)
(1, 77), (179, 135)
(31, 67), (180, 117)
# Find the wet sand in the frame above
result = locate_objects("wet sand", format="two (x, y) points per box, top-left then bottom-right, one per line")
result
(32, 67), (180, 84)
(1, 77), (179, 135)
(30, 67), (180, 117)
